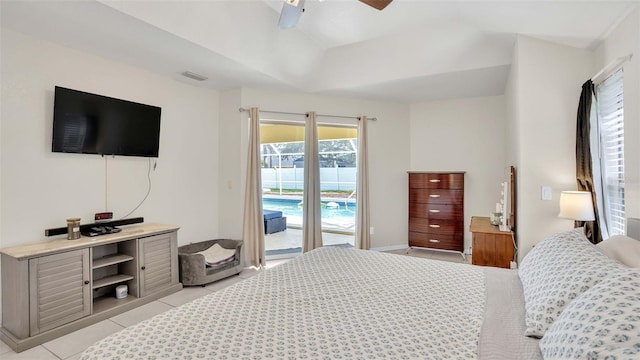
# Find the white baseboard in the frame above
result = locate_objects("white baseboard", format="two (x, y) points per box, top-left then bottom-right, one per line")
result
(370, 244), (409, 252)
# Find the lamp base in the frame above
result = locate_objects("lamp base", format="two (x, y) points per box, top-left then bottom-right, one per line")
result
(574, 221), (595, 241)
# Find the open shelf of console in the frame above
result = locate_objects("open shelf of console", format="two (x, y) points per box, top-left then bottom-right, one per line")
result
(92, 274), (135, 289)
(92, 254), (134, 269)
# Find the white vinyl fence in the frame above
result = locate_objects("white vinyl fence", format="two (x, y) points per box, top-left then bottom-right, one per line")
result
(261, 167), (356, 192)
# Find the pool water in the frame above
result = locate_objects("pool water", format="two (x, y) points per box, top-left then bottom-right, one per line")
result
(263, 197), (356, 220)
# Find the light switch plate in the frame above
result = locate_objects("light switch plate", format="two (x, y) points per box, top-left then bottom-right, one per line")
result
(541, 186), (553, 201)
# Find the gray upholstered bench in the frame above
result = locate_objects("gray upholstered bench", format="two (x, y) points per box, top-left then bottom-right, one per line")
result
(178, 239), (243, 286)
(264, 209), (287, 234)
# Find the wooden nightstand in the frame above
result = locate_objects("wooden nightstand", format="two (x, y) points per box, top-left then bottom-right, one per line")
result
(470, 216), (515, 268)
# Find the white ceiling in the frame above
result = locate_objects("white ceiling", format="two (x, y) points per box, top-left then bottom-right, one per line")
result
(1, 0), (638, 103)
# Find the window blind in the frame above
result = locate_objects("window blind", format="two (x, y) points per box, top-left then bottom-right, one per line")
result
(596, 68), (625, 235)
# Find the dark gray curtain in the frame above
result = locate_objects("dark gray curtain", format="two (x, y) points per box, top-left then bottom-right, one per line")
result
(575, 80), (603, 244)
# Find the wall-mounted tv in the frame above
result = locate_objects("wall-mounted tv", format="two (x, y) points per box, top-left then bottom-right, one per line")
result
(52, 86), (161, 158)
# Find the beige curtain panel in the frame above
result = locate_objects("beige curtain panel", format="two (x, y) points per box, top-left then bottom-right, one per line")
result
(356, 116), (371, 249)
(242, 107), (266, 267)
(303, 112), (323, 252)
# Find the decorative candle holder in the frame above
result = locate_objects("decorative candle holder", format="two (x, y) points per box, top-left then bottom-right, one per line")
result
(66, 218), (81, 240)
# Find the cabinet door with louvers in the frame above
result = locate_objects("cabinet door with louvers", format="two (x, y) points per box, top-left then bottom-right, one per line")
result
(138, 232), (178, 297)
(29, 248), (91, 335)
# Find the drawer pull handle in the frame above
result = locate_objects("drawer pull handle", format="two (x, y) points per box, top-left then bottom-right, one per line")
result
(429, 179), (441, 183)
(429, 194), (441, 198)
(429, 239), (440, 243)
(429, 224), (441, 228)
(428, 209), (441, 213)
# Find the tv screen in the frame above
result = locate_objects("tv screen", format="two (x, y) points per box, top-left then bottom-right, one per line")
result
(52, 86), (161, 157)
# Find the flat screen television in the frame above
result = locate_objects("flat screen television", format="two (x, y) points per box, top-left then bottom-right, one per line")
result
(52, 86), (161, 157)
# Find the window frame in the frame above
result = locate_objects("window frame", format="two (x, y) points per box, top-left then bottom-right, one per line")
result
(595, 68), (625, 236)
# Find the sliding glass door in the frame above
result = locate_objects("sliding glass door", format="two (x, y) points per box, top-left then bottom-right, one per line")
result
(317, 125), (356, 247)
(260, 122), (305, 257)
(260, 122), (356, 258)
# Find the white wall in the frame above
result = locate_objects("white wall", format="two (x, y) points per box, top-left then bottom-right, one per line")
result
(2, 6), (632, 272)
(510, 36), (595, 261)
(409, 96), (507, 252)
(0, 29), (221, 248)
(217, 88), (411, 249)
(504, 39), (523, 257)
(505, 41), (521, 169)
(594, 8), (640, 223)
(217, 89), (243, 240)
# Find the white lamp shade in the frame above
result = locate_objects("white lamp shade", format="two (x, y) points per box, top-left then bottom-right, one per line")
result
(559, 191), (595, 221)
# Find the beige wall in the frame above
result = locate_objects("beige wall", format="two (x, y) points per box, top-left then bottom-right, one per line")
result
(594, 8), (640, 223)
(217, 89), (244, 240)
(3, 7), (636, 270)
(0, 29), (221, 248)
(2, 6), (637, 330)
(509, 36), (595, 261)
(409, 96), (507, 252)
(216, 88), (411, 250)
(505, 41), (521, 169)
(506, 10), (640, 261)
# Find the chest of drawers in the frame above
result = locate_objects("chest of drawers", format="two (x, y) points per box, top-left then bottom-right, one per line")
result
(408, 172), (465, 253)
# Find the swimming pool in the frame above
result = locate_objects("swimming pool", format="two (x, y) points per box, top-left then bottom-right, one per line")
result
(263, 197), (356, 232)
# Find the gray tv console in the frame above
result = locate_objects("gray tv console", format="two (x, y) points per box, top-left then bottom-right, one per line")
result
(0, 223), (182, 352)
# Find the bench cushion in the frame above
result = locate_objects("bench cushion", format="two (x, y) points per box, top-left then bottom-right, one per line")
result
(263, 209), (283, 220)
(195, 243), (236, 266)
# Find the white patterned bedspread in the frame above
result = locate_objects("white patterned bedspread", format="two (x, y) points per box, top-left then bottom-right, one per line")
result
(82, 248), (487, 359)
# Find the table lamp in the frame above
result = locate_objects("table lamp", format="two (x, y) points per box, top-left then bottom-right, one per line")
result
(558, 191), (595, 227)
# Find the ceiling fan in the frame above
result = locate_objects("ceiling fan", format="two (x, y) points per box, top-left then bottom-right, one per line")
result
(278, 0), (393, 29)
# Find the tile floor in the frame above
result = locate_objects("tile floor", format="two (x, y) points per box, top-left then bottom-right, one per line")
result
(265, 228), (354, 252)
(0, 250), (464, 359)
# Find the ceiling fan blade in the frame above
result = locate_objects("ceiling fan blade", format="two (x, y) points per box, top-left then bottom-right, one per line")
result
(358, 0), (393, 11)
(278, 0), (306, 28)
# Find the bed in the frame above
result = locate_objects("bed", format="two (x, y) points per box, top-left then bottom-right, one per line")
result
(81, 220), (640, 360)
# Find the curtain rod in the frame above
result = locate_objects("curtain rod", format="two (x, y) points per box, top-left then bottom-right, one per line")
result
(238, 107), (377, 121)
(591, 54), (633, 83)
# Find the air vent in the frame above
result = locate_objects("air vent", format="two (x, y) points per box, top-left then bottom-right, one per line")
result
(181, 71), (208, 81)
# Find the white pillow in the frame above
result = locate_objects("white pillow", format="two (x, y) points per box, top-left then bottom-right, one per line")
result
(519, 228), (625, 338)
(539, 269), (640, 359)
(596, 235), (640, 268)
(196, 243), (236, 266)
